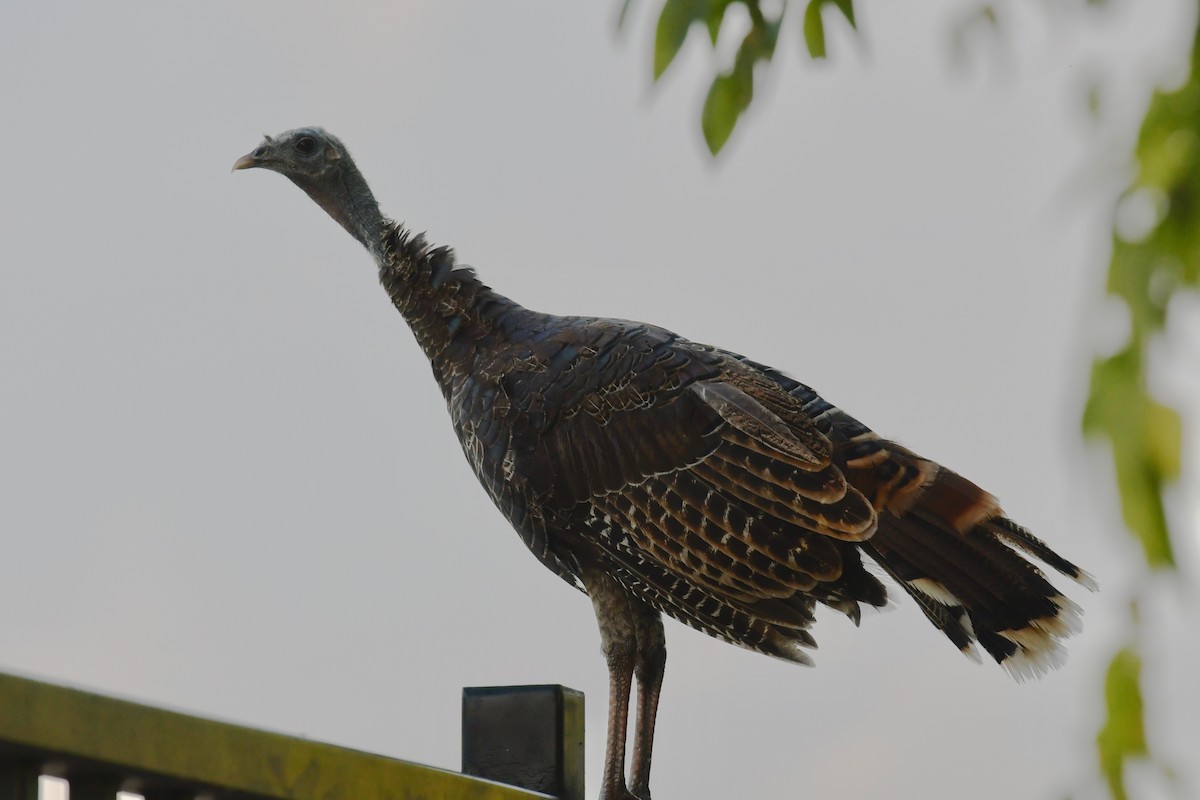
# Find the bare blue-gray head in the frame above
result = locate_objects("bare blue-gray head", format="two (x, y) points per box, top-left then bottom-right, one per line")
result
(233, 127), (388, 254)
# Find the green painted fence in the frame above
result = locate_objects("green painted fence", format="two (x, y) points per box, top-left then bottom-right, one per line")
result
(0, 672), (583, 800)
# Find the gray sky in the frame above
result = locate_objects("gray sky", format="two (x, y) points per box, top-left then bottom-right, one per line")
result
(2, 1), (1197, 798)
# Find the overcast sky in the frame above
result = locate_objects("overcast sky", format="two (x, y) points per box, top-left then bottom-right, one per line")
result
(2, 2), (1198, 799)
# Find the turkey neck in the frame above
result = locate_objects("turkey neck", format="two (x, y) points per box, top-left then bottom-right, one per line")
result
(374, 224), (527, 384)
(306, 159), (526, 381)
(291, 160), (388, 258)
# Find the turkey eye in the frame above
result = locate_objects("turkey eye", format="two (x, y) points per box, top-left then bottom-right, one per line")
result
(295, 137), (316, 154)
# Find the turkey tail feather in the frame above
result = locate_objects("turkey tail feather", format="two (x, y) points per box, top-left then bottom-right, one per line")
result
(859, 453), (1094, 680)
(731, 359), (1093, 680)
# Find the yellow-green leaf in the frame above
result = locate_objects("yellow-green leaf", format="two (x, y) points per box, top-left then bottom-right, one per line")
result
(1146, 399), (1182, 479)
(1084, 351), (1178, 568)
(831, 0), (856, 29)
(702, 70), (743, 154)
(1097, 646), (1147, 800)
(803, 0), (826, 59)
(705, 0), (730, 45)
(655, 0), (708, 80)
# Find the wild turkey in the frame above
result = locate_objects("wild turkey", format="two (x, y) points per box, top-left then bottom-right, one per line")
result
(234, 128), (1094, 800)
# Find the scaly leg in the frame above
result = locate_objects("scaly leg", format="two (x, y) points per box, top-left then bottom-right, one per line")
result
(629, 604), (665, 800)
(583, 566), (639, 800)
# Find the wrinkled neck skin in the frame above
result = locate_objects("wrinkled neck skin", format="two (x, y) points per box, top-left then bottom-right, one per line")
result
(292, 165), (389, 261)
(296, 162), (524, 380)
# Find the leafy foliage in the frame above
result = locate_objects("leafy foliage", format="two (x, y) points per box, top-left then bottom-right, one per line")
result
(804, 0), (855, 59)
(1081, 15), (1200, 797)
(701, 13), (779, 153)
(1096, 645), (1146, 800)
(632, 2), (1196, 797)
(646, 0), (853, 153)
(654, 0), (710, 79)
(1082, 32), (1200, 567)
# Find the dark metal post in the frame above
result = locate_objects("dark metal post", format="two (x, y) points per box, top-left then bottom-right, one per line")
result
(0, 761), (39, 800)
(462, 685), (584, 800)
(142, 788), (199, 800)
(68, 772), (124, 800)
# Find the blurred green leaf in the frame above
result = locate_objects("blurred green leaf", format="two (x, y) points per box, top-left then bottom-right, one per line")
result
(803, 0), (827, 59)
(700, 13), (780, 154)
(1096, 646), (1147, 800)
(640, 0), (861, 154)
(618, 0), (636, 30)
(655, 0), (709, 80)
(750, 10), (782, 62)
(803, 0), (857, 59)
(1083, 350), (1178, 568)
(705, 0), (730, 45)
(831, 0), (856, 29)
(1084, 17), (1200, 571)
(1138, 128), (1200, 191)
(702, 66), (748, 154)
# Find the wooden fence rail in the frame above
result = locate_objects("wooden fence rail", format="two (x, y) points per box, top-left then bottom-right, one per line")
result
(0, 672), (583, 800)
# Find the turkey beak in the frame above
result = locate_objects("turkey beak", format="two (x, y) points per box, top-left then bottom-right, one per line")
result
(233, 140), (275, 172)
(232, 152), (260, 172)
